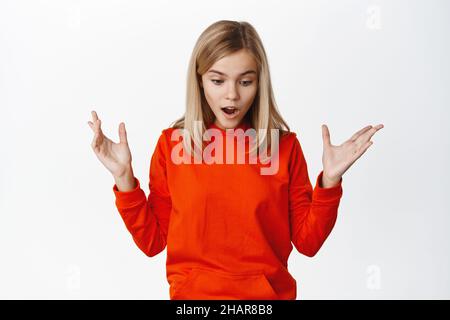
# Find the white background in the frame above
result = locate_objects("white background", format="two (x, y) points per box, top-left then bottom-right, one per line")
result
(1, 0), (449, 299)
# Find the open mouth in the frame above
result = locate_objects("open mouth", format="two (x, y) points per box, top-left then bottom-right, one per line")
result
(221, 106), (239, 116)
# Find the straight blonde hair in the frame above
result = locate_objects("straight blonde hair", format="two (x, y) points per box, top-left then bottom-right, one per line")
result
(171, 20), (290, 159)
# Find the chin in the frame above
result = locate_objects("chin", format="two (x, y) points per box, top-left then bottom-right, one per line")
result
(218, 117), (242, 128)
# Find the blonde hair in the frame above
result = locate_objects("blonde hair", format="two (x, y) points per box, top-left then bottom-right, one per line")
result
(171, 20), (290, 158)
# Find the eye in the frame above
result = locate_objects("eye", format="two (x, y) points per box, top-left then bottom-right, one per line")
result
(211, 79), (224, 85)
(211, 79), (254, 86)
(241, 80), (253, 87)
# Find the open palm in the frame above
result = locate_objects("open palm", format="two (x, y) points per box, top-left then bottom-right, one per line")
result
(88, 110), (132, 177)
(321, 124), (384, 183)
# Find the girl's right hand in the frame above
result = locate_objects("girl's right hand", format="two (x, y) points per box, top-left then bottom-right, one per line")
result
(88, 110), (133, 178)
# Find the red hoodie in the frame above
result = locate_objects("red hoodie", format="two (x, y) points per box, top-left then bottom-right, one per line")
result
(113, 121), (343, 300)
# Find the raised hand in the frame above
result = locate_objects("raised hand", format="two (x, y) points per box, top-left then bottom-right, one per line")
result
(321, 124), (384, 187)
(87, 110), (133, 178)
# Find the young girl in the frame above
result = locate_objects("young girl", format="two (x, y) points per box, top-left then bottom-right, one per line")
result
(88, 20), (383, 300)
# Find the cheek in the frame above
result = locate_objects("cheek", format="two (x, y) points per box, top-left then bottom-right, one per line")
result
(204, 86), (222, 105)
(243, 86), (258, 103)
(203, 85), (213, 100)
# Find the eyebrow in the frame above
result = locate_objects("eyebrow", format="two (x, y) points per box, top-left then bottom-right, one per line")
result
(207, 69), (257, 76)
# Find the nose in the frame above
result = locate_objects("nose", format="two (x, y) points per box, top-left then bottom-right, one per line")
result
(226, 82), (239, 101)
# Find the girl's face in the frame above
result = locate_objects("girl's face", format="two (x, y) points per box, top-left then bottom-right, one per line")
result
(201, 49), (258, 129)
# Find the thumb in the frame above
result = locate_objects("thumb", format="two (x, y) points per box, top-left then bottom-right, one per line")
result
(119, 122), (128, 144)
(322, 124), (331, 146)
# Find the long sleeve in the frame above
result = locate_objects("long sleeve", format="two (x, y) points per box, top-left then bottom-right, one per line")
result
(112, 132), (172, 257)
(288, 135), (343, 257)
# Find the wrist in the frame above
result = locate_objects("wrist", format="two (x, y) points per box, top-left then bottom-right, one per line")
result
(113, 166), (136, 192)
(321, 172), (341, 188)
(114, 164), (133, 179)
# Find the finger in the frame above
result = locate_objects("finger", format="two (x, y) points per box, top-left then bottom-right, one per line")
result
(354, 140), (374, 159)
(91, 131), (99, 150)
(91, 110), (99, 122)
(355, 124), (384, 145)
(96, 119), (102, 133)
(347, 141), (373, 167)
(87, 120), (98, 133)
(87, 121), (94, 132)
(375, 124), (384, 130)
(349, 125), (372, 142)
(119, 122), (128, 144)
(322, 124), (331, 146)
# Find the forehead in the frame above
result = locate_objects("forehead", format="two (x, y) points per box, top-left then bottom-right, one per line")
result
(208, 50), (257, 76)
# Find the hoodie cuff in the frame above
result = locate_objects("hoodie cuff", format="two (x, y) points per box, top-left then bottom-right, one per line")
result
(112, 177), (146, 208)
(312, 171), (343, 203)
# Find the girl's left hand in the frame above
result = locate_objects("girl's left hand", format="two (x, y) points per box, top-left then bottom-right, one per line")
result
(321, 124), (384, 187)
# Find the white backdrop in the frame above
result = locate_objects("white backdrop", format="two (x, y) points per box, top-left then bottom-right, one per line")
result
(1, 0), (449, 299)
